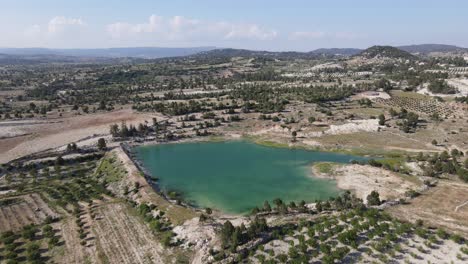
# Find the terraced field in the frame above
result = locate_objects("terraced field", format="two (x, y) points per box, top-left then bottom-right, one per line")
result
(0, 193), (59, 232)
(373, 96), (464, 118)
(91, 202), (165, 264)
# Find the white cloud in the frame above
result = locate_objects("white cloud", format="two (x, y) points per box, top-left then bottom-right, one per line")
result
(224, 24), (277, 40)
(48, 16), (85, 34)
(106, 15), (277, 41)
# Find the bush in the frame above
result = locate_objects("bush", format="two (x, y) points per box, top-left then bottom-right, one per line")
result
(162, 231), (173, 247)
(450, 233), (465, 244)
(366, 191), (381, 206)
(42, 225), (54, 238)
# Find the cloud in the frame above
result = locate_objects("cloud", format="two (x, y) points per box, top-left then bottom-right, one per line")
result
(107, 15), (277, 41)
(47, 16), (85, 34)
(21, 16), (91, 48)
(223, 24), (277, 40)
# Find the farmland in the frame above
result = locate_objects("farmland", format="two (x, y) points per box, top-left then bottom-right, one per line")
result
(0, 193), (59, 233)
(0, 44), (467, 263)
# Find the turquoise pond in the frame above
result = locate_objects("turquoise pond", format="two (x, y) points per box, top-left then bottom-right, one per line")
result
(135, 141), (366, 214)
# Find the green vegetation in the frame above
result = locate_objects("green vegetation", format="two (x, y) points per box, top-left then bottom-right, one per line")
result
(314, 162), (335, 174)
(95, 154), (125, 183)
(212, 197), (466, 263)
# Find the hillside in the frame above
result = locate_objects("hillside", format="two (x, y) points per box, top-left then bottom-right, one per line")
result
(193, 48), (360, 60)
(398, 44), (467, 54)
(357, 45), (416, 60)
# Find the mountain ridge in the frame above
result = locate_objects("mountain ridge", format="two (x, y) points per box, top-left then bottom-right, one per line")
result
(0, 47), (216, 59)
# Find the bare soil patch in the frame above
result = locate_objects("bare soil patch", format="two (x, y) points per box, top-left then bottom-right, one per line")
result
(0, 109), (155, 163)
(387, 180), (468, 237)
(0, 193), (59, 232)
(92, 202), (165, 264)
(312, 163), (421, 202)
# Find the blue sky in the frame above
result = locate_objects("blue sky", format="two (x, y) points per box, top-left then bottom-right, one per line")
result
(1, 0), (467, 51)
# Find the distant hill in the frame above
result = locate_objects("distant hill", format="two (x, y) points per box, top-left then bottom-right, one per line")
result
(196, 48), (277, 58)
(194, 48), (320, 60)
(0, 47), (216, 59)
(357, 45), (415, 59)
(311, 48), (362, 56)
(0, 53), (79, 65)
(193, 48), (361, 60)
(0, 53), (147, 65)
(397, 44), (467, 54)
(1, 44), (465, 65)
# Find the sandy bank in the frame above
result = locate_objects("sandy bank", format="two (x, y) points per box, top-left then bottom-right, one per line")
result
(311, 163), (421, 202)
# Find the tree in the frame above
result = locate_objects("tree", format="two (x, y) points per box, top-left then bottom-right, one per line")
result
(251, 207), (260, 214)
(316, 201), (323, 212)
(292, 131), (297, 142)
(263, 201), (271, 212)
(98, 100), (106, 110)
(109, 124), (119, 137)
(48, 236), (59, 248)
(308, 116), (316, 123)
(273, 198), (283, 210)
(439, 151), (450, 162)
(220, 221), (235, 247)
(432, 139), (438, 146)
(55, 156), (65, 166)
(120, 122), (129, 137)
(42, 225), (54, 238)
(375, 78), (393, 92)
(26, 242), (41, 262)
(161, 232), (173, 248)
(378, 114), (385, 125)
(97, 138), (107, 150)
(367, 191), (381, 206)
(389, 108), (398, 117)
(199, 214), (207, 222)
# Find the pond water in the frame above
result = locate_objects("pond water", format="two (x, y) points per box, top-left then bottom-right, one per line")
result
(135, 141), (365, 214)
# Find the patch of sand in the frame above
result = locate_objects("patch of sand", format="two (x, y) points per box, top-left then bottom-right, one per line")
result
(173, 217), (218, 264)
(353, 91), (391, 100)
(255, 119), (381, 138)
(447, 78), (468, 96)
(312, 163), (421, 202)
(326, 119), (381, 135)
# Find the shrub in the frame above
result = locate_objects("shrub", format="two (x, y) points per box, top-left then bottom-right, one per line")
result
(366, 191), (381, 206)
